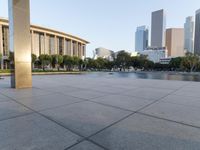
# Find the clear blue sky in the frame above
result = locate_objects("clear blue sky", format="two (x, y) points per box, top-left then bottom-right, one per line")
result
(0, 0), (199, 57)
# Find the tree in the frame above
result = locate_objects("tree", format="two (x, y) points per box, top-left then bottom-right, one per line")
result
(63, 55), (73, 71)
(31, 54), (37, 70)
(86, 58), (97, 70)
(82, 58), (89, 71)
(95, 58), (106, 70)
(143, 60), (154, 70)
(169, 57), (183, 71)
(181, 53), (200, 72)
(38, 54), (52, 71)
(72, 56), (80, 70)
(0, 53), (2, 70)
(115, 51), (131, 71)
(105, 60), (114, 71)
(130, 56), (140, 70)
(51, 55), (63, 71)
(78, 58), (84, 71)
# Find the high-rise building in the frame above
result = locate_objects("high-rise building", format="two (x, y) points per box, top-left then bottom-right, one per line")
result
(135, 26), (149, 52)
(184, 16), (194, 53)
(151, 9), (166, 48)
(166, 28), (185, 57)
(194, 9), (200, 55)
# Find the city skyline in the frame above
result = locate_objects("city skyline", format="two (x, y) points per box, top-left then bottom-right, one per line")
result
(0, 0), (200, 57)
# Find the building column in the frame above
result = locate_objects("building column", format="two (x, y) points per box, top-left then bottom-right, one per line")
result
(78, 43), (81, 58)
(66, 40), (69, 55)
(9, 0), (32, 88)
(83, 45), (86, 59)
(31, 30), (34, 55)
(44, 33), (47, 54)
(76, 42), (78, 57)
(0, 24), (3, 69)
(80, 43), (82, 59)
(70, 40), (73, 56)
(54, 35), (58, 54)
(63, 37), (66, 55)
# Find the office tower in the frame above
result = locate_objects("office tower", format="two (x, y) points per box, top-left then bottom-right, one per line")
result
(151, 9), (166, 48)
(194, 9), (200, 55)
(135, 26), (149, 52)
(166, 28), (185, 57)
(184, 16), (194, 53)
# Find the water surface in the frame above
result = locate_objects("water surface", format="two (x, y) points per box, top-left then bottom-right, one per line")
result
(84, 72), (200, 82)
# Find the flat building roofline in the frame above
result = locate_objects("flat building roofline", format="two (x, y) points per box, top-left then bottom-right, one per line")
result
(0, 17), (89, 44)
(196, 9), (200, 14)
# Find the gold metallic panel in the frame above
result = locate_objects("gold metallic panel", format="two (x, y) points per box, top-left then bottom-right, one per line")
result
(9, 0), (32, 88)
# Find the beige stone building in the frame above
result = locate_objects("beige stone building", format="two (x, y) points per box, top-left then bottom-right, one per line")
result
(0, 18), (89, 69)
(166, 28), (185, 57)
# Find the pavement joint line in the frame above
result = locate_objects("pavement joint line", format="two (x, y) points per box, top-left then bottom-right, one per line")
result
(0, 91), (56, 100)
(1, 91), (88, 112)
(64, 139), (110, 150)
(153, 100), (200, 109)
(85, 111), (136, 141)
(87, 99), (136, 113)
(63, 139), (86, 150)
(35, 100), (86, 112)
(0, 78), (196, 149)
(0, 112), (35, 123)
(115, 93), (164, 101)
(61, 93), (112, 101)
(0, 89), (116, 150)
(63, 106), (136, 149)
(133, 84), (189, 91)
(137, 112), (200, 130)
(84, 139), (110, 150)
(11, 92), (59, 100)
(134, 82), (191, 113)
(36, 86), (112, 101)
(34, 86), (87, 93)
(0, 92), (87, 137)
(173, 93), (200, 99)
(87, 88), (129, 95)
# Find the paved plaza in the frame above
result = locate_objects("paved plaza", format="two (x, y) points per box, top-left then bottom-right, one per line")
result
(0, 74), (200, 150)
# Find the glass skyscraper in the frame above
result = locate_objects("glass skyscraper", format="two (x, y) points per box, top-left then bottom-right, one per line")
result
(135, 26), (149, 52)
(194, 9), (200, 55)
(184, 16), (194, 53)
